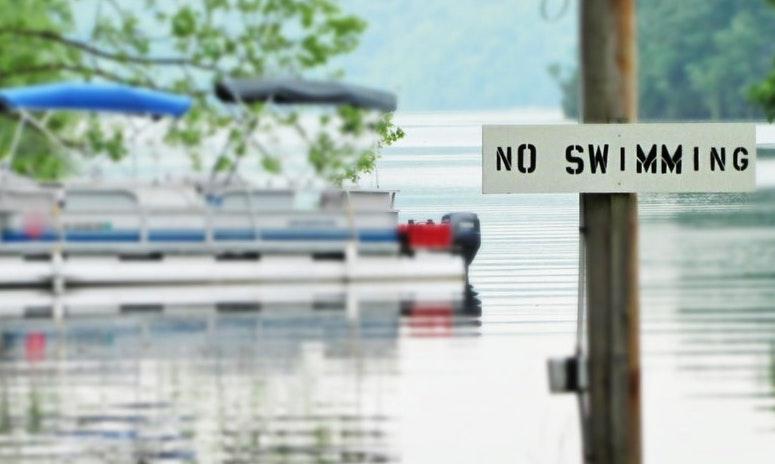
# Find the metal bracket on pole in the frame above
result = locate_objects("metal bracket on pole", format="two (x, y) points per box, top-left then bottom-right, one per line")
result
(548, 355), (588, 394)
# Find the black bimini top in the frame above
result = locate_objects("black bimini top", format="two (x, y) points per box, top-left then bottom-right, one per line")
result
(215, 78), (397, 112)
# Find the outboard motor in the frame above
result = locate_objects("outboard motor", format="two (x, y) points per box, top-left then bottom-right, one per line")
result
(441, 212), (480, 268)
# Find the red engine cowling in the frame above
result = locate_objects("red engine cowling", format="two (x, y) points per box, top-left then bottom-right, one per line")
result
(397, 222), (453, 250)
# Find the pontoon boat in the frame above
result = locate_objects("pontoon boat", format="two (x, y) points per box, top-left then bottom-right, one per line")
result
(0, 81), (480, 317)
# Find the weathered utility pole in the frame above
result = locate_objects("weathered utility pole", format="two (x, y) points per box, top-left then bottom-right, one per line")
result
(580, 0), (641, 463)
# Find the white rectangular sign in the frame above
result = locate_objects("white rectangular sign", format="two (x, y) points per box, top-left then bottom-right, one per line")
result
(482, 123), (756, 193)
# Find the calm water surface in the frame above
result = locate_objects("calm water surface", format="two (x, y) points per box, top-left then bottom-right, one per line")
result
(2, 113), (775, 463)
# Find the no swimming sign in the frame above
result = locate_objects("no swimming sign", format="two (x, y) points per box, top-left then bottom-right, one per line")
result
(482, 124), (756, 193)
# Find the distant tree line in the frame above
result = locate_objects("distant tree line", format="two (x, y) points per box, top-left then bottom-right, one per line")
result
(553, 0), (775, 121)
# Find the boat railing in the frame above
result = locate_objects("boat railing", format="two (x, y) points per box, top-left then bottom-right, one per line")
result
(1, 204), (400, 253)
(1, 181), (400, 252)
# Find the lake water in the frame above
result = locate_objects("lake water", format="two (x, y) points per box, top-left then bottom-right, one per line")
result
(2, 111), (775, 463)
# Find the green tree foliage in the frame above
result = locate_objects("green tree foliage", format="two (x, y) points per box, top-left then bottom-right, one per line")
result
(554, 0), (775, 121)
(0, 0), (74, 179)
(751, 0), (775, 121)
(0, 0), (403, 184)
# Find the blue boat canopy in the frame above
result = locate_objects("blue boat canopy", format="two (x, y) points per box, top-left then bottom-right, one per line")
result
(0, 82), (191, 117)
(215, 78), (397, 112)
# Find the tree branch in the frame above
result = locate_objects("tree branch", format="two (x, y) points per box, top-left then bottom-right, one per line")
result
(1, 63), (151, 87)
(0, 27), (218, 71)
(0, 112), (85, 151)
(0, 62), (210, 100)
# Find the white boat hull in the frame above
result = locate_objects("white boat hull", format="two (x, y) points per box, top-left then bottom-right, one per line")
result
(0, 276), (465, 320)
(0, 251), (463, 286)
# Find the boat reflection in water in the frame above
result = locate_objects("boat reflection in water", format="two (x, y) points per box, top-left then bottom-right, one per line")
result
(0, 285), (481, 463)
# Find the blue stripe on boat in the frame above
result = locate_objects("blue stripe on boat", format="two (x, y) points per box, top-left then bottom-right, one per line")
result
(260, 228), (398, 242)
(66, 230), (140, 242)
(2, 228), (398, 243)
(213, 229), (257, 240)
(1, 230), (59, 242)
(147, 230), (206, 242)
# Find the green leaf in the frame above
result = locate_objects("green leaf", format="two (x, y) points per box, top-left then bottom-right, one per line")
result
(171, 6), (197, 37)
(261, 155), (282, 173)
(212, 155), (232, 172)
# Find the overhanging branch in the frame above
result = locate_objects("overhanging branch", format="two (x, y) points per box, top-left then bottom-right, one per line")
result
(0, 28), (218, 72)
(1, 63), (151, 87)
(0, 111), (85, 151)
(0, 62), (210, 100)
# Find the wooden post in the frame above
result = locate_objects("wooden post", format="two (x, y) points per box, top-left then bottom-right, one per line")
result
(580, 1), (641, 464)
